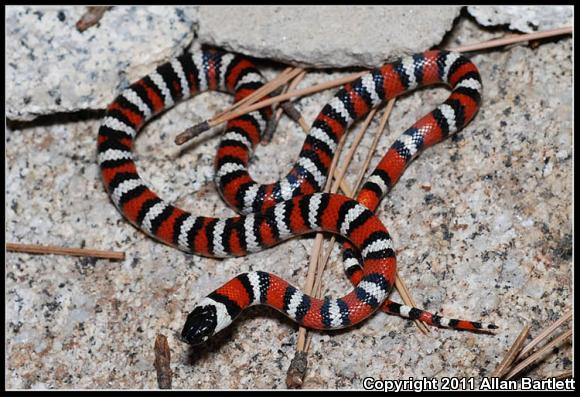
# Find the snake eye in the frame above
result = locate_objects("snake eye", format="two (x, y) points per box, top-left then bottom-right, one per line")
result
(181, 305), (217, 345)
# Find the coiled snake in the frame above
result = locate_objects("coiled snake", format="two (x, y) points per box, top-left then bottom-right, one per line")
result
(97, 47), (496, 346)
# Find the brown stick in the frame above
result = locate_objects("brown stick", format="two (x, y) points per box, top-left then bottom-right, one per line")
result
(279, 71), (305, 118)
(153, 334), (172, 389)
(175, 71), (368, 146)
(516, 310), (572, 360)
(286, 351), (308, 389)
(331, 109), (379, 193)
(262, 76), (292, 144)
(264, 70), (308, 143)
(351, 99), (395, 193)
(286, 134), (348, 388)
(449, 26), (573, 53)
(504, 329), (572, 380)
(490, 323), (531, 378)
(213, 71), (366, 125)
(6, 242), (125, 261)
(280, 70), (310, 132)
(217, 67), (294, 120)
(175, 67), (304, 145)
(280, 101), (309, 129)
(394, 275), (431, 335)
(314, 99), (429, 335)
(294, 233), (325, 351)
(229, 67), (303, 119)
(76, 6), (112, 32)
(308, 109), (378, 313)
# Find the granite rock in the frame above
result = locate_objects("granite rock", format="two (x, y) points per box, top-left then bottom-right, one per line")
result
(5, 11), (573, 390)
(467, 6), (573, 33)
(197, 6), (462, 68)
(6, 6), (198, 121)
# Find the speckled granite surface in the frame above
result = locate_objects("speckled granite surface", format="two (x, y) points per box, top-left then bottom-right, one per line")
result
(6, 6), (198, 121)
(5, 10), (572, 390)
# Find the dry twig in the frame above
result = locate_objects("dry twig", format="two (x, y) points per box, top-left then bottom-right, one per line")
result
(154, 334), (172, 389)
(490, 323), (531, 378)
(175, 67), (304, 145)
(6, 242), (125, 261)
(491, 311), (572, 379)
(286, 134), (348, 388)
(516, 311), (572, 359)
(263, 70), (307, 143)
(504, 329), (572, 380)
(279, 71), (310, 132)
(449, 26), (573, 53)
(294, 99), (433, 377)
(218, 66), (294, 120)
(175, 71), (368, 145)
(76, 6), (112, 32)
(311, 100), (430, 335)
(306, 108), (379, 352)
(394, 275), (431, 335)
(286, 351), (308, 389)
(310, 109), (378, 289)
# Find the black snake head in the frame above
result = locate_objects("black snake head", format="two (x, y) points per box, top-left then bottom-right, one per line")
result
(181, 305), (217, 345)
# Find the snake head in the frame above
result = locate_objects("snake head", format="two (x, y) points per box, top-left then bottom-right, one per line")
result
(181, 304), (218, 346)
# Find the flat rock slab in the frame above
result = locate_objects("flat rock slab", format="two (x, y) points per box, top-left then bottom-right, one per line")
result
(197, 6), (462, 68)
(6, 6), (198, 121)
(467, 6), (573, 33)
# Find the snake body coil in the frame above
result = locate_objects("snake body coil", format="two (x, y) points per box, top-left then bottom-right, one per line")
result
(98, 48), (495, 346)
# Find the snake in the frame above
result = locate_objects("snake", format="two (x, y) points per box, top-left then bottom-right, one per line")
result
(97, 47), (496, 346)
